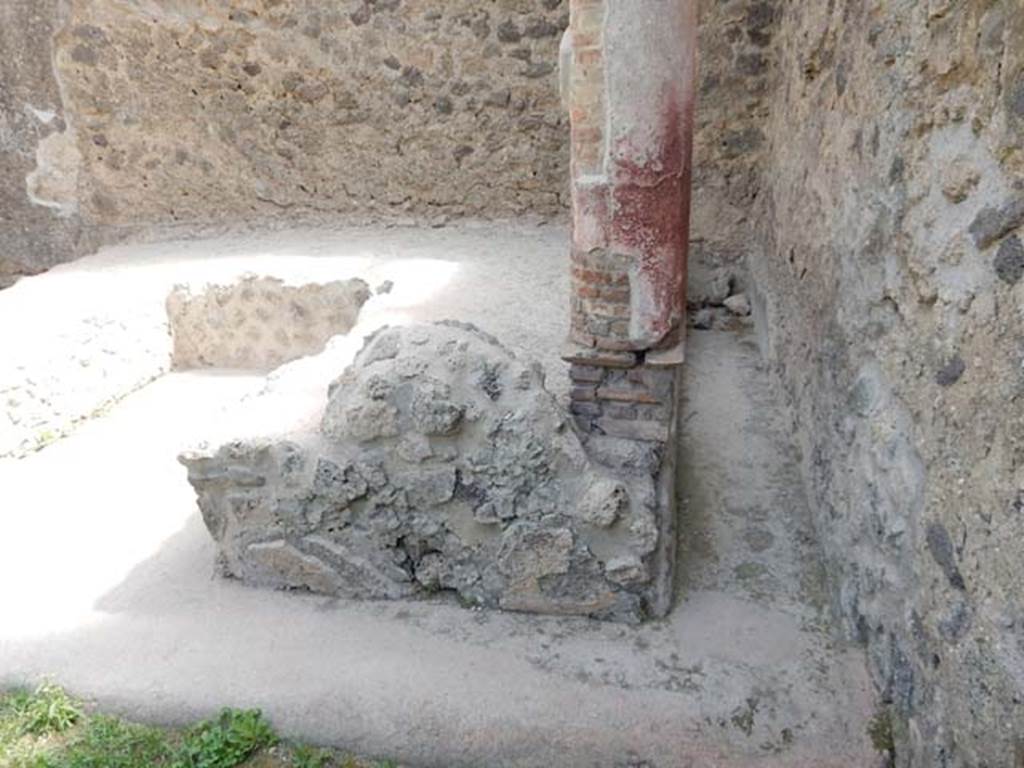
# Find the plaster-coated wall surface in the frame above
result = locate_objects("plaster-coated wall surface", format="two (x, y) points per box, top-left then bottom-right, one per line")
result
(0, 1), (92, 288)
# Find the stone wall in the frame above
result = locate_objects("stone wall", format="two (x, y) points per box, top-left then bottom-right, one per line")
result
(54, 0), (568, 231)
(1, 0), (570, 285)
(751, 1), (1024, 764)
(688, 0), (779, 305)
(4, 0), (764, 292)
(0, 0), (92, 288)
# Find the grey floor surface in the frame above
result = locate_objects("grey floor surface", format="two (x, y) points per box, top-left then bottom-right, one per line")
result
(0, 234), (877, 767)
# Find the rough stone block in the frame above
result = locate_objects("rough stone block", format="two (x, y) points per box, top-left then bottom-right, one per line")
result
(181, 322), (674, 623)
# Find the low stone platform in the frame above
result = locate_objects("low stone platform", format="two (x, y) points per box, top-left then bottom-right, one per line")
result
(0, 226), (878, 767)
(182, 322), (673, 622)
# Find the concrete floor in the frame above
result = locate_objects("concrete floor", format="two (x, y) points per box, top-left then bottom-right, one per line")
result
(0, 229), (877, 767)
(0, 221), (570, 457)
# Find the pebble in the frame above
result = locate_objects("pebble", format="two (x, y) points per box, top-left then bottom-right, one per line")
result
(724, 293), (752, 317)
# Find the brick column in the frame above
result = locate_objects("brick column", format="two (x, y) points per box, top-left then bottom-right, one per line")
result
(562, 0), (698, 618)
(567, 0), (696, 354)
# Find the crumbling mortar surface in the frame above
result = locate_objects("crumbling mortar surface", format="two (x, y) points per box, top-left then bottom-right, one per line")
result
(182, 322), (676, 623)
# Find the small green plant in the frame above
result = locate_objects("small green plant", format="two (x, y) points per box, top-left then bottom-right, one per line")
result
(1, 687), (399, 768)
(44, 715), (173, 768)
(15, 683), (83, 736)
(174, 708), (278, 768)
(292, 744), (332, 768)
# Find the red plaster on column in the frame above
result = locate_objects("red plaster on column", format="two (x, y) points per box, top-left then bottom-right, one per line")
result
(609, 95), (693, 348)
(566, 2), (697, 353)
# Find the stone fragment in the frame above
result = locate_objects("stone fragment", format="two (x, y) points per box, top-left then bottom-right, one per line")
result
(497, 20), (522, 43)
(358, 327), (402, 366)
(498, 523), (573, 582)
(968, 195), (1024, 250)
(935, 355), (966, 388)
(691, 308), (714, 330)
(938, 600), (973, 643)
(245, 540), (342, 594)
(410, 379), (464, 435)
(322, 397), (400, 442)
(925, 522), (966, 590)
(578, 479), (628, 527)
(605, 555), (648, 587)
(723, 293), (752, 317)
(994, 235), (1024, 285)
(570, 385), (597, 402)
(397, 433), (432, 463)
(941, 163), (980, 204)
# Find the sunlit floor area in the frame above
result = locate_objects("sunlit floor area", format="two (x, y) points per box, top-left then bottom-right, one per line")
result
(1, 225), (875, 767)
(0, 221), (571, 459)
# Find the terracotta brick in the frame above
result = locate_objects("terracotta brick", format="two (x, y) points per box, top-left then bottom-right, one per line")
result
(570, 400), (602, 418)
(572, 415), (594, 433)
(570, 385), (598, 402)
(626, 367), (676, 398)
(569, 364), (605, 383)
(604, 403), (638, 420)
(587, 301), (631, 319)
(598, 287), (631, 303)
(572, 267), (628, 287)
(636, 403), (672, 421)
(595, 418), (669, 443)
(585, 316), (611, 336)
(596, 387), (661, 405)
(561, 344), (637, 369)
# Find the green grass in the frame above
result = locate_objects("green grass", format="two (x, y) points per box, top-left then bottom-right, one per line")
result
(290, 745), (332, 768)
(0, 685), (398, 768)
(46, 715), (173, 768)
(3, 683), (82, 737)
(176, 709), (278, 768)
